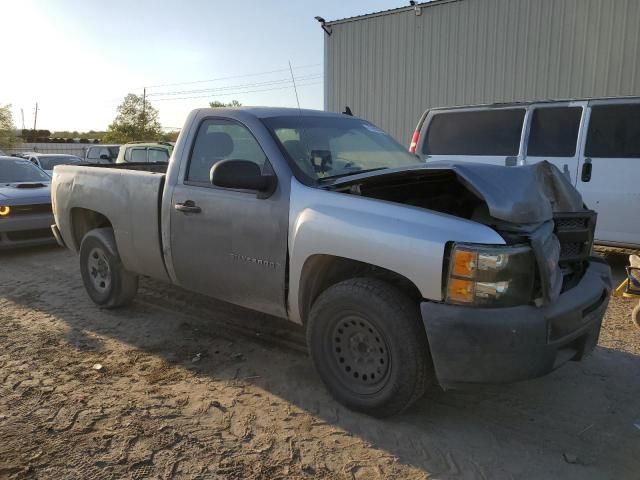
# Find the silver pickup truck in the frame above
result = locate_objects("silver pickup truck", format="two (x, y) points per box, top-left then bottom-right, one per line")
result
(51, 107), (612, 417)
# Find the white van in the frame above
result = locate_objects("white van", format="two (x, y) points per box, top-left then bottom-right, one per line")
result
(410, 97), (640, 249)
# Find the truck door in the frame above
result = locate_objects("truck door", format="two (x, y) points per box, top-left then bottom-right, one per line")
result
(523, 102), (586, 184)
(168, 118), (288, 318)
(576, 100), (640, 248)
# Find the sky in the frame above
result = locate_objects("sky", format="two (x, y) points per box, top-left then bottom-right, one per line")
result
(1, 0), (405, 132)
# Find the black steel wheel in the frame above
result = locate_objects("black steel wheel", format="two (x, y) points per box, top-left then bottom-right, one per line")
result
(307, 277), (433, 417)
(328, 314), (391, 395)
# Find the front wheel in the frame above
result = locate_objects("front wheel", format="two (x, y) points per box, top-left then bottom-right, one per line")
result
(306, 278), (434, 417)
(79, 228), (138, 308)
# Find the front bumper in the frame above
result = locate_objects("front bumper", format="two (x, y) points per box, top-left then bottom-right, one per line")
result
(421, 258), (612, 389)
(0, 213), (57, 250)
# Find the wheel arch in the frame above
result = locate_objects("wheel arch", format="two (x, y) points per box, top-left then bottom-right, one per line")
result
(297, 254), (422, 325)
(70, 207), (113, 252)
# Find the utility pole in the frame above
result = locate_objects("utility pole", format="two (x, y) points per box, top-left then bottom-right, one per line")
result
(33, 102), (38, 131)
(20, 109), (25, 130)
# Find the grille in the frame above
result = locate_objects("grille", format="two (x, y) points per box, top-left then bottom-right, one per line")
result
(553, 211), (596, 263)
(6, 228), (53, 241)
(560, 242), (582, 258)
(555, 217), (588, 230)
(9, 204), (52, 216)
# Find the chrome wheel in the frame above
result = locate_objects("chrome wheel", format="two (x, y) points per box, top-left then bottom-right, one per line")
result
(87, 247), (111, 293)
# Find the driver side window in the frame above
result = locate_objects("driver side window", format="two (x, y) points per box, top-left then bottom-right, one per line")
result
(186, 119), (267, 184)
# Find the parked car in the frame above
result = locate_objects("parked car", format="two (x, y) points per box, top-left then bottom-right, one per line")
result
(12, 152), (37, 159)
(51, 107), (611, 417)
(0, 156), (56, 249)
(115, 142), (173, 164)
(27, 153), (85, 176)
(85, 145), (120, 164)
(410, 96), (640, 249)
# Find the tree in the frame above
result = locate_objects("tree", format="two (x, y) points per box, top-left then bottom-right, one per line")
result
(160, 130), (180, 142)
(103, 94), (162, 143)
(209, 100), (242, 108)
(0, 105), (17, 149)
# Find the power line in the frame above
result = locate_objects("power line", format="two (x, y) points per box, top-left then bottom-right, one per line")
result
(150, 81), (322, 102)
(146, 74), (321, 97)
(143, 63), (321, 89)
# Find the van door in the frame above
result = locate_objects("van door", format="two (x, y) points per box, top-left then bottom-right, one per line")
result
(420, 107), (526, 166)
(523, 102), (586, 184)
(577, 100), (640, 248)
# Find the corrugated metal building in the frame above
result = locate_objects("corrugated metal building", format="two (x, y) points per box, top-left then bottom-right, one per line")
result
(323, 0), (640, 143)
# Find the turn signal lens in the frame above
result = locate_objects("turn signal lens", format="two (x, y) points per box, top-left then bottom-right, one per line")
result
(447, 278), (474, 304)
(0, 206), (10, 217)
(451, 250), (477, 278)
(445, 243), (535, 307)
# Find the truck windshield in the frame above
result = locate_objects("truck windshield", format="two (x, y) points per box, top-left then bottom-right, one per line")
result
(263, 116), (420, 183)
(0, 159), (51, 183)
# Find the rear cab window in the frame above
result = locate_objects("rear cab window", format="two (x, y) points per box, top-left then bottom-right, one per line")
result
(422, 108), (526, 163)
(126, 148), (147, 163)
(148, 148), (169, 163)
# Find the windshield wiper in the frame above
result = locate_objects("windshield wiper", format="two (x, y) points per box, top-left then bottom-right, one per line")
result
(318, 167), (388, 182)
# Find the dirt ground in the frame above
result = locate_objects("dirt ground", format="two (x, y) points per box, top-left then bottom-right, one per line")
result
(0, 246), (639, 479)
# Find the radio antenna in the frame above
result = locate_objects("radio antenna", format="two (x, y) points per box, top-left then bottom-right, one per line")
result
(288, 61), (301, 113)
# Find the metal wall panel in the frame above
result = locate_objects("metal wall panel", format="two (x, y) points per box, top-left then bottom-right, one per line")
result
(325, 0), (640, 144)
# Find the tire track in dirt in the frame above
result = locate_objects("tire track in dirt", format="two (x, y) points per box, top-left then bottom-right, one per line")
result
(1, 247), (639, 479)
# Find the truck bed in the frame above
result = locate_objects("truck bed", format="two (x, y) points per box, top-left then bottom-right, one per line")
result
(85, 162), (169, 174)
(52, 163), (170, 282)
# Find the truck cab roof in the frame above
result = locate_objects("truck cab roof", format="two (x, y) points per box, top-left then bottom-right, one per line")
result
(194, 106), (349, 120)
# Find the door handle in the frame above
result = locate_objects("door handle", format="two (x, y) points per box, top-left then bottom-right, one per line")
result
(174, 200), (201, 213)
(581, 159), (592, 182)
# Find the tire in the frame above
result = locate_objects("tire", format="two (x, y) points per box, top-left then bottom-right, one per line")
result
(306, 277), (434, 417)
(79, 228), (138, 308)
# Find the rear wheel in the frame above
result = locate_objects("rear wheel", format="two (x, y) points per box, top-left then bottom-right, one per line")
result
(306, 278), (433, 417)
(79, 228), (138, 308)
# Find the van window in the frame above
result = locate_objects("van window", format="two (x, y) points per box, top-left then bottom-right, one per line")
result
(527, 107), (582, 157)
(585, 104), (640, 158)
(423, 109), (525, 156)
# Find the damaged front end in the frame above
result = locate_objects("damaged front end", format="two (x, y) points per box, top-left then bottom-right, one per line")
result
(327, 160), (597, 305)
(325, 160), (610, 387)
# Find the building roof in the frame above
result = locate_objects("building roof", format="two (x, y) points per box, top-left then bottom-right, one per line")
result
(325, 0), (460, 26)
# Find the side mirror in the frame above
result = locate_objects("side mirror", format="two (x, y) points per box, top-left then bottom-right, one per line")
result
(210, 159), (276, 196)
(99, 154), (110, 160)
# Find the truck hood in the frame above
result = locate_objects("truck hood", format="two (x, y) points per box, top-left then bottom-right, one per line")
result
(328, 160), (585, 224)
(0, 182), (52, 205)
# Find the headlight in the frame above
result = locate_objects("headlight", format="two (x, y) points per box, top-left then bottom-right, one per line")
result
(445, 243), (535, 307)
(0, 206), (10, 217)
